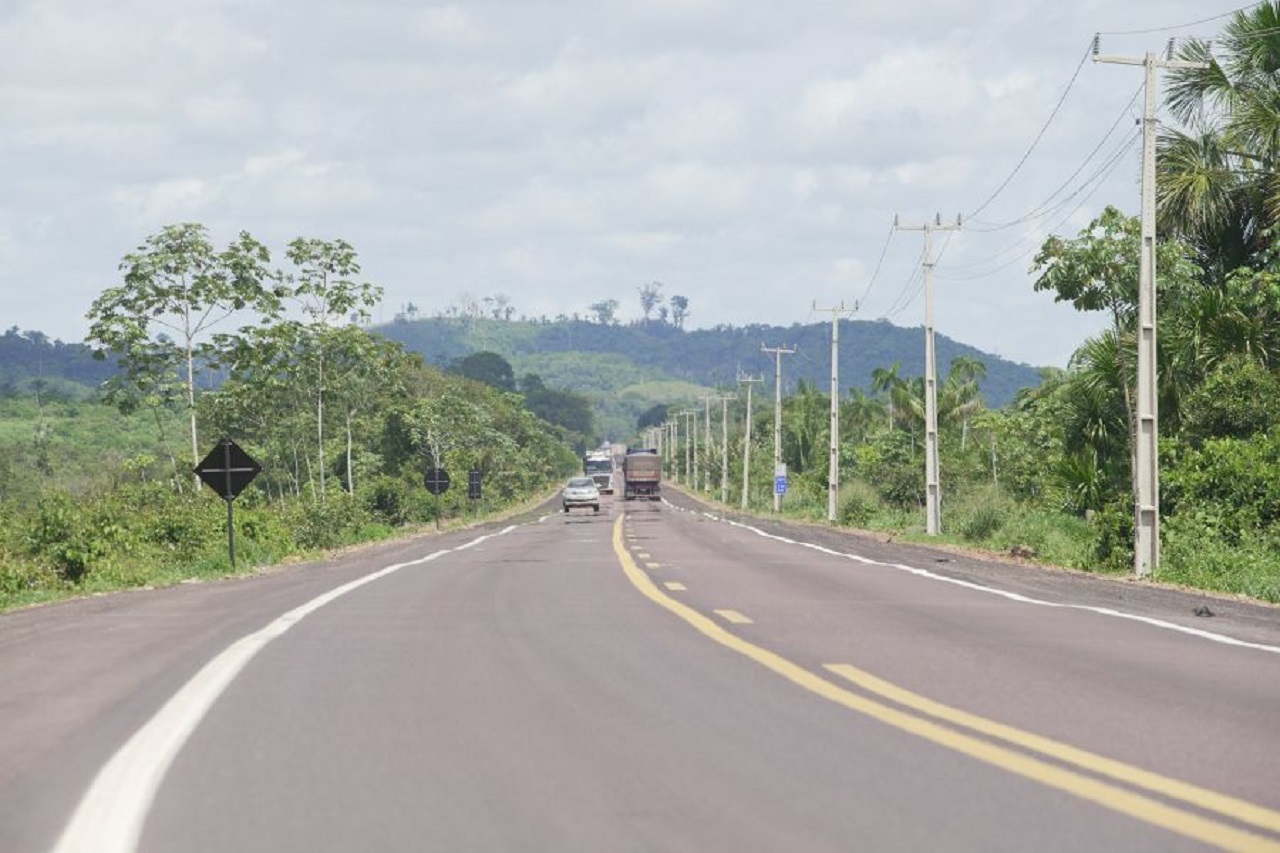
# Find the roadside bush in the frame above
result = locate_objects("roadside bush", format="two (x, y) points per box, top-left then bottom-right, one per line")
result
(360, 475), (413, 526)
(285, 492), (373, 551)
(838, 480), (880, 528)
(955, 502), (1004, 542)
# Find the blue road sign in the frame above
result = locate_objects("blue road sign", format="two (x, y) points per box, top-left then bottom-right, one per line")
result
(774, 476), (788, 495)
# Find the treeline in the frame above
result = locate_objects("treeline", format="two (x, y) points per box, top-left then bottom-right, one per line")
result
(0, 225), (582, 609)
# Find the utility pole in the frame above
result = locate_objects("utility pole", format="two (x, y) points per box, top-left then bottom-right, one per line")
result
(737, 372), (763, 509)
(814, 300), (856, 522)
(679, 410), (695, 486)
(712, 394), (735, 504)
(702, 395), (715, 494)
(761, 344), (796, 512)
(1094, 36), (1208, 578)
(895, 213), (961, 535)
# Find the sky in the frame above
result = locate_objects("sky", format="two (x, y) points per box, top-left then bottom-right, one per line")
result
(0, 0), (1248, 368)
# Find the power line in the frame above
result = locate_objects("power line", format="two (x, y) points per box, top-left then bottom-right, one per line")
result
(857, 223), (896, 307)
(965, 81), (1143, 234)
(939, 129), (1141, 282)
(965, 39), (1095, 220)
(1097, 2), (1262, 36)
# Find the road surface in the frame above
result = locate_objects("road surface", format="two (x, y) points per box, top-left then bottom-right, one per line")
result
(2, 489), (1279, 852)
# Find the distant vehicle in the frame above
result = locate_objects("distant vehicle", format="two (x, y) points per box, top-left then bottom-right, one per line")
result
(562, 477), (601, 513)
(583, 448), (614, 494)
(622, 449), (661, 500)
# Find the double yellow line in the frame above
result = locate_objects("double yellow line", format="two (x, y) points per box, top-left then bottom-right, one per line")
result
(612, 516), (1280, 851)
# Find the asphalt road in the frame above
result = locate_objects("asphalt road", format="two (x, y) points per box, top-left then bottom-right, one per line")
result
(2, 489), (1279, 852)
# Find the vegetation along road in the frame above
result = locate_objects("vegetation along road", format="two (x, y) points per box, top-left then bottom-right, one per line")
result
(3, 488), (1278, 852)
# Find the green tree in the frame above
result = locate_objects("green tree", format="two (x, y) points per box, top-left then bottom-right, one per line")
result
(450, 351), (516, 391)
(589, 298), (619, 325)
(669, 295), (690, 329)
(86, 224), (277, 484)
(282, 238), (384, 499)
(1161, 2), (1280, 275)
(638, 282), (664, 322)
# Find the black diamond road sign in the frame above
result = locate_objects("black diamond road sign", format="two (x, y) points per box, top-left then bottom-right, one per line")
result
(195, 438), (262, 500)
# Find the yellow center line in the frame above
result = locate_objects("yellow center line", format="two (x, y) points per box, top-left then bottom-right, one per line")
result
(714, 609), (754, 625)
(824, 663), (1280, 837)
(610, 516), (1280, 852)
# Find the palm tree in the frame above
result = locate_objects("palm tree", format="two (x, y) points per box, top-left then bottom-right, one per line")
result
(939, 356), (987, 450)
(870, 363), (904, 431)
(1160, 2), (1280, 274)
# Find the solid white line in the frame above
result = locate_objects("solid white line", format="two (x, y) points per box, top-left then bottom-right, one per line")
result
(682, 506), (1280, 656)
(52, 526), (517, 853)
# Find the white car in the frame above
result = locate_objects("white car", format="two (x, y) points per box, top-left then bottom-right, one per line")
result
(562, 477), (601, 513)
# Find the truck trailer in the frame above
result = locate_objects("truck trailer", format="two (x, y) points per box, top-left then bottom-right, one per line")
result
(622, 449), (661, 500)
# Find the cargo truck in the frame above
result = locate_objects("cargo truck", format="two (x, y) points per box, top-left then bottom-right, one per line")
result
(583, 448), (614, 494)
(622, 448), (661, 500)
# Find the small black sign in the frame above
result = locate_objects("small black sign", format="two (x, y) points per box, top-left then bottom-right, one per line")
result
(468, 468), (482, 500)
(194, 438), (262, 501)
(425, 468), (451, 496)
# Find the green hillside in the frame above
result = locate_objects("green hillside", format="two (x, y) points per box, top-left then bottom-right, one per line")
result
(378, 316), (1045, 439)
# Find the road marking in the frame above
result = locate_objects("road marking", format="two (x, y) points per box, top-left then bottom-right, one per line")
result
(610, 516), (1280, 852)
(685, 512), (1280, 657)
(636, 552), (650, 559)
(823, 662), (1280, 836)
(714, 609), (753, 625)
(53, 525), (520, 853)
(663, 581), (687, 591)
(645, 562), (662, 569)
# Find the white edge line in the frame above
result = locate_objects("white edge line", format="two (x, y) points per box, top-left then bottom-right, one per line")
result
(688, 508), (1280, 656)
(52, 526), (514, 853)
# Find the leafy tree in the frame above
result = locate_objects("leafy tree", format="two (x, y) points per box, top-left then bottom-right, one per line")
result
(638, 282), (664, 322)
(589, 298), (620, 325)
(450, 351), (516, 391)
(281, 237), (384, 499)
(636, 403), (668, 430)
(669, 294), (690, 329)
(1161, 2), (1280, 275)
(86, 224), (278, 483)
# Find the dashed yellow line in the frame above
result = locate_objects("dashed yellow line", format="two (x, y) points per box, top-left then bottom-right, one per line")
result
(610, 515), (1280, 852)
(714, 609), (754, 625)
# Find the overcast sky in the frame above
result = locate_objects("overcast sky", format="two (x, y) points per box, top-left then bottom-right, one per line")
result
(0, 0), (1246, 367)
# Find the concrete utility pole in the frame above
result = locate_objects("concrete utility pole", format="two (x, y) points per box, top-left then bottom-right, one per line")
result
(895, 213), (961, 535)
(714, 394), (735, 504)
(761, 344), (797, 512)
(737, 372), (763, 509)
(678, 410), (694, 485)
(814, 301), (856, 522)
(702, 396), (716, 493)
(1094, 37), (1208, 578)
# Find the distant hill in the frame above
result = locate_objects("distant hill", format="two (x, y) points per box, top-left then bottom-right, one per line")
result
(377, 316), (1046, 440)
(0, 328), (113, 398)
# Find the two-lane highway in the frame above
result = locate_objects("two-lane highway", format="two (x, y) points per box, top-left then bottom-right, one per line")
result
(2, 491), (1279, 851)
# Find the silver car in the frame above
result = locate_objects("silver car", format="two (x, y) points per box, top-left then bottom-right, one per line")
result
(562, 477), (601, 513)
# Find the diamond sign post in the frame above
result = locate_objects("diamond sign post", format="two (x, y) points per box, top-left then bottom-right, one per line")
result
(194, 438), (262, 568)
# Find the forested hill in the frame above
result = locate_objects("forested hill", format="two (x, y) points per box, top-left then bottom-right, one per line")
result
(0, 328), (113, 396)
(377, 316), (1044, 409)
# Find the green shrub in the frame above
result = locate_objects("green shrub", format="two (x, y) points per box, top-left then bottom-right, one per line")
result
(956, 502), (1004, 542)
(838, 481), (880, 528)
(360, 475), (413, 526)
